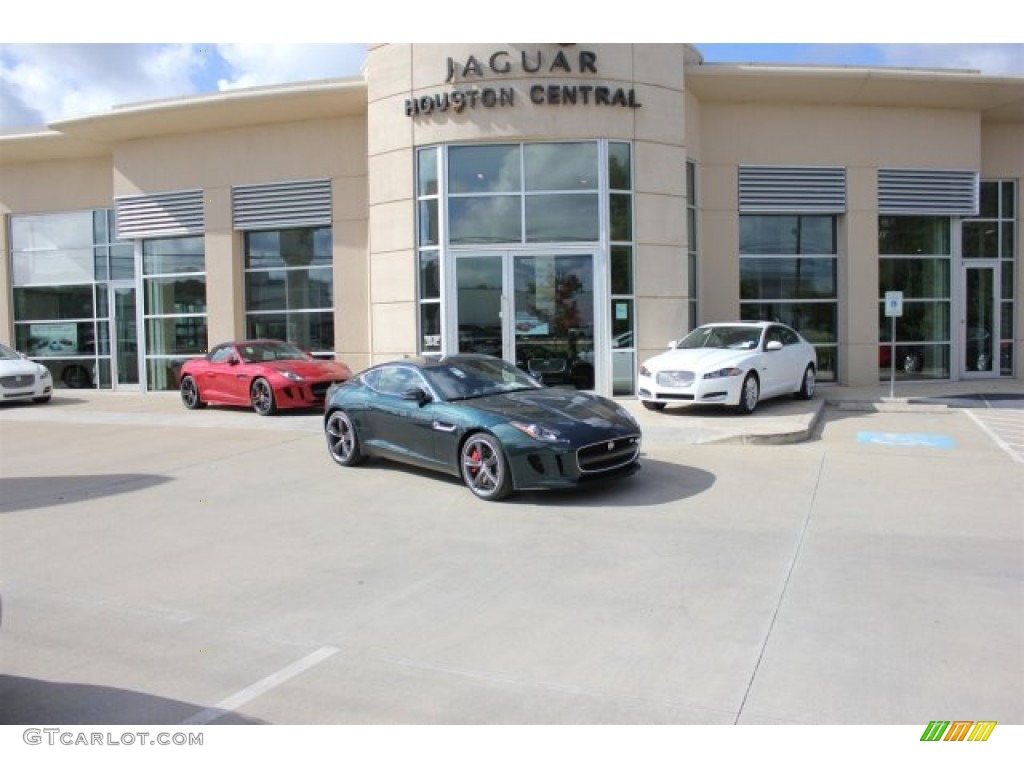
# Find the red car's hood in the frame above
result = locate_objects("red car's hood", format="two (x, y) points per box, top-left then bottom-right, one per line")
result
(265, 360), (351, 379)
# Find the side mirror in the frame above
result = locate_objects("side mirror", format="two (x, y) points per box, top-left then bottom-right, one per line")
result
(766, 340), (783, 351)
(227, 356), (240, 365)
(402, 386), (432, 406)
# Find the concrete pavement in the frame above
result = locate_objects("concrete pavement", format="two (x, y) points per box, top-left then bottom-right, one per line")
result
(0, 381), (1021, 728)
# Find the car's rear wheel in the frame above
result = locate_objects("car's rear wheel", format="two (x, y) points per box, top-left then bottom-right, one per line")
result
(460, 433), (512, 501)
(796, 364), (816, 400)
(325, 410), (365, 466)
(642, 400), (667, 411)
(180, 375), (206, 410)
(736, 372), (759, 414)
(251, 378), (277, 416)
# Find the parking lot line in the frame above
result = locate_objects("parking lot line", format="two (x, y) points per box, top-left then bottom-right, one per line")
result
(180, 646), (339, 725)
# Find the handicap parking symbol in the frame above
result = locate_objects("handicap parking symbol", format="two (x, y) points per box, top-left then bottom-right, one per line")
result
(857, 432), (955, 449)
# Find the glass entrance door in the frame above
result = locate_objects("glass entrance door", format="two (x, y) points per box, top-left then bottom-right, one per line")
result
(110, 282), (140, 387)
(454, 252), (597, 390)
(962, 263), (998, 376)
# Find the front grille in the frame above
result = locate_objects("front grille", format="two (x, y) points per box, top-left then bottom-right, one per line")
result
(577, 434), (641, 475)
(0, 374), (35, 389)
(311, 381), (338, 398)
(657, 370), (694, 387)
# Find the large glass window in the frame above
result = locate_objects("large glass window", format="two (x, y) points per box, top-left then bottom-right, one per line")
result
(878, 216), (951, 379)
(143, 236), (207, 390)
(416, 141), (634, 398)
(963, 180), (1017, 376)
(446, 141), (601, 246)
(10, 209), (127, 389)
(686, 160), (699, 330)
(740, 215), (838, 382)
(243, 227), (333, 355)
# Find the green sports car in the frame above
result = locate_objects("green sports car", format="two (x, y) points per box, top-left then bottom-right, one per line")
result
(323, 355), (642, 501)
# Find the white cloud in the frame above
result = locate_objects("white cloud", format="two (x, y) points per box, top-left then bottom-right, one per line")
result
(215, 44), (367, 91)
(0, 44), (206, 130)
(0, 43), (368, 131)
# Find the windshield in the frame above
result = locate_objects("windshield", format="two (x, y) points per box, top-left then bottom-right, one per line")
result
(237, 342), (311, 363)
(422, 357), (542, 401)
(678, 325), (762, 351)
(0, 343), (22, 361)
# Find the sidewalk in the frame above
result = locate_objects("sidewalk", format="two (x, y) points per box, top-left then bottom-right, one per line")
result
(620, 377), (1024, 446)
(3, 378), (1023, 448)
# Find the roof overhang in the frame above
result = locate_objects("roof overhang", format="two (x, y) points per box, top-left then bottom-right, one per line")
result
(0, 129), (111, 164)
(685, 64), (1024, 122)
(50, 76), (368, 143)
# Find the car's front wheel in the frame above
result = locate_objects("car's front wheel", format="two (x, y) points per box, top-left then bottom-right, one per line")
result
(796, 364), (816, 400)
(736, 372), (759, 414)
(180, 375), (206, 410)
(460, 433), (512, 501)
(325, 410), (365, 466)
(251, 378), (277, 416)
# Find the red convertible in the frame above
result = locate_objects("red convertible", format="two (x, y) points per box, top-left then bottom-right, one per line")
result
(179, 340), (352, 415)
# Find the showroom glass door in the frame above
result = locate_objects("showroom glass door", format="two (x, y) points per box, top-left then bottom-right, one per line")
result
(511, 254), (595, 389)
(961, 263), (999, 377)
(454, 252), (597, 390)
(110, 282), (140, 387)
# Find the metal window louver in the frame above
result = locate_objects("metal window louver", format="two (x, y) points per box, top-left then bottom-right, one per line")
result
(739, 166), (847, 214)
(232, 179), (332, 230)
(115, 189), (205, 239)
(878, 169), (979, 216)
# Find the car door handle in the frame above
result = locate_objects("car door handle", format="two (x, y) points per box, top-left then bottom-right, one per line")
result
(432, 421), (457, 433)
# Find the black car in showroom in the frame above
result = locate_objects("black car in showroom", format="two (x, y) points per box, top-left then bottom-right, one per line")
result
(323, 354), (641, 501)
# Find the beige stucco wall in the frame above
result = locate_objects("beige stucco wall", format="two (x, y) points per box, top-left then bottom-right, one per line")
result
(697, 102), (989, 385)
(366, 43), (690, 369)
(112, 117), (370, 363)
(0, 155), (113, 345)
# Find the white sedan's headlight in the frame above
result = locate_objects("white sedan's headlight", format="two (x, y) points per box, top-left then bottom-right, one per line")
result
(510, 421), (566, 443)
(38, 367), (52, 380)
(703, 367), (744, 379)
(279, 370), (305, 383)
(638, 364), (651, 377)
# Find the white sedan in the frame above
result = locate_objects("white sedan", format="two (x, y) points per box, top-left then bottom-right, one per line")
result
(637, 321), (817, 414)
(0, 342), (53, 404)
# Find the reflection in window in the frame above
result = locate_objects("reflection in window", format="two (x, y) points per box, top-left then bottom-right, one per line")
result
(740, 215), (838, 382)
(143, 236), (208, 390)
(10, 208), (131, 389)
(244, 228), (334, 355)
(524, 143), (598, 190)
(448, 145), (520, 193)
(878, 216), (952, 380)
(525, 195), (599, 242)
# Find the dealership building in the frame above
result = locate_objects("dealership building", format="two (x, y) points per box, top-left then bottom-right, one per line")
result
(1, 43), (1021, 397)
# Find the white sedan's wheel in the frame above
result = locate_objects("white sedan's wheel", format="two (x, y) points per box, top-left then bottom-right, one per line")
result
(737, 373), (759, 414)
(796, 365), (816, 400)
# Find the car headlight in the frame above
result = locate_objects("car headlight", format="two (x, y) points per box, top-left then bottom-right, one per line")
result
(38, 367), (52, 380)
(703, 367), (744, 379)
(638, 364), (651, 377)
(279, 370), (305, 383)
(510, 421), (567, 443)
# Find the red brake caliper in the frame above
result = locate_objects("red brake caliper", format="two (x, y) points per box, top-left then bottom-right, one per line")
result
(469, 448), (480, 475)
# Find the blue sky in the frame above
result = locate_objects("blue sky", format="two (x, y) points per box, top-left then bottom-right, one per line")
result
(3, 1), (1022, 133)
